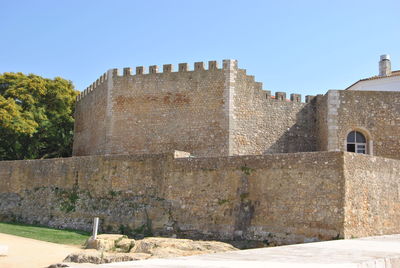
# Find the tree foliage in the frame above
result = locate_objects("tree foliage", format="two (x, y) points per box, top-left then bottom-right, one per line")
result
(0, 72), (78, 160)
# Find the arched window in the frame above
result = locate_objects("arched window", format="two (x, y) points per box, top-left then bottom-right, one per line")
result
(346, 131), (367, 154)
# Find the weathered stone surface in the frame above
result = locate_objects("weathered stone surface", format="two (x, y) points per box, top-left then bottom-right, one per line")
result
(63, 250), (150, 264)
(131, 237), (237, 258)
(85, 234), (128, 251)
(115, 238), (135, 252)
(73, 60), (400, 160)
(73, 63), (230, 157)
(73, 61), (321, 158)
(47, 264), (69, 268)
(343, 153), (400, 238)
(65, 237), (236, 264)
(87, 238), (114, 252)
(66, 60), (400, 246)
(231, 68), (317, 155)
(96, 234), (126, 240)
(0, 152), (349, 245)
(318, 90), (400, 160)
(2, 151), (400, 246)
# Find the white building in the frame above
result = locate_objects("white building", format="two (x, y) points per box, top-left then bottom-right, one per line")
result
(346, 55), (400, 91)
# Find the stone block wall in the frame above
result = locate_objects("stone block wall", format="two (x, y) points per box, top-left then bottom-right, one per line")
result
(72, 60), (321, 158)
(1, 152), (400, 245)
(73, 72), (109, 156)
(343, 153), (400, 238)
(106, 62), (230, 157)
(72, 61), (400, 160)
(0, 152), (345, 245)
(321, 90), (400, 159)
(231, 68), (318, 155)
(73, 61), (239, 157)
(315, 94), (329, 152)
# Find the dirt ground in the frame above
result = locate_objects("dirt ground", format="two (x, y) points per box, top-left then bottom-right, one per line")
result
(0, 233), (94, 268)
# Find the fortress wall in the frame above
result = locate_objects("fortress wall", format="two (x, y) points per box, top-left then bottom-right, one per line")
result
(72, 61), (321, 158)
(343, 153), (400, 238)
(0, 152), (345, 246)
(73, 72), (109, 156)
(328, 90), (400, 159)
(105, 62), (230, 157)
(231, 69), (318, 155)
(315, 94), (329, 151)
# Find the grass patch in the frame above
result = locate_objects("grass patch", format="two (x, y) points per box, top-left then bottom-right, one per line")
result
(240, 165), (253, 175)
(218, 198), (230, 205)
(0, 222), (90, 245)
(240, 192), (249, 201)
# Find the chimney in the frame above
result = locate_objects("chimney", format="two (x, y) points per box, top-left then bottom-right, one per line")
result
(379, 54), (392, 76)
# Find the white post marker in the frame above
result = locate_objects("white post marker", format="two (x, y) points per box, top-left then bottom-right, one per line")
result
(92, 217), (99, 240)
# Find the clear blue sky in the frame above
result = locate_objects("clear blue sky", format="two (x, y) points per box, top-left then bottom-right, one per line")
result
(1, 0), (399, 97)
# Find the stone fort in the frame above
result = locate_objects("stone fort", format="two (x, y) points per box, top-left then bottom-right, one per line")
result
(1, 55), (400, 246)
(73, 57), (400, 160)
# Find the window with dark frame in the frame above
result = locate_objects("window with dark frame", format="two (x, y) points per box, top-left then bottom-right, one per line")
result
(346, 131), (366, 154)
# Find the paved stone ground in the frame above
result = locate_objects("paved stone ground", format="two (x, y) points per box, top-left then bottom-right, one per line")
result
(71, 235), (400, 268)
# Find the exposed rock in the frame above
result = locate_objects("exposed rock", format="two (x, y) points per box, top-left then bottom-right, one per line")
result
(131, 237), (238, 258)
(66, 235), (237, 264)
(64, 250), (150, 264)
(115, 238), (135, 252)
(47, 264), (69, 268)
(85, 234), (128, 252)
(96, 234), (127, 240)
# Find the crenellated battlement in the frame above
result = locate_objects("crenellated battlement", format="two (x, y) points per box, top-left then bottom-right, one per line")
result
(261, 91), (307, 103)
(76, 60), (231, 101)
(76, 60), (232, 102)
(76, 60), (314, 105)
(76, 72), (108, 102)
(230, 69), (308, 104)
(109, 60), (228, 78)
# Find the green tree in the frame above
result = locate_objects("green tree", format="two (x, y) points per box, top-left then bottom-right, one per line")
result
(0, 72), (78, 160)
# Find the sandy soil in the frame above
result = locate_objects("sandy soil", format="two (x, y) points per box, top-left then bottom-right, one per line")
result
(0, 233), (92, 268)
